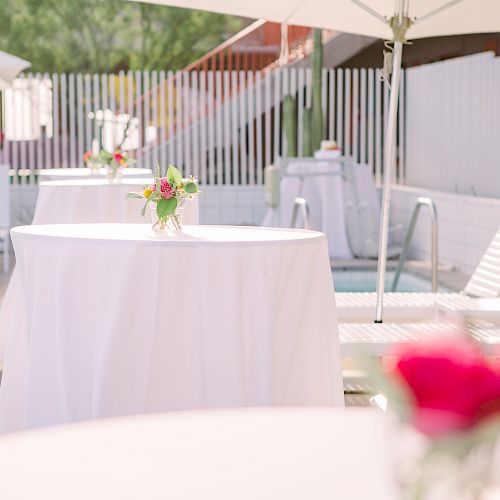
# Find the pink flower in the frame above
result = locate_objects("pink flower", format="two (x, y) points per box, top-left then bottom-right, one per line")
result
(113, 152), (126, 165)
(388, 337), (500, 438)
(150, 178), (174, 199)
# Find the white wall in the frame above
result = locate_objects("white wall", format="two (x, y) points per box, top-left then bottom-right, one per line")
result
(199, 185), (267, 226)
(390, 185), (500, 276)
(405, 52), (500, 198)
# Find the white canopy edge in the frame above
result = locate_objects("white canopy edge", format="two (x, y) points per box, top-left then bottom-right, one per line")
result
(128, 0), (500, 40)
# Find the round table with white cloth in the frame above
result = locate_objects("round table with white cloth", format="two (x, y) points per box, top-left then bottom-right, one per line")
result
(38, 167), (153, 181)
(33, 178), (199, 225)
(262, 160), (353, 259)
(0, 409), (398, 500)
(0, 224), (343, 433)
(262, 161), (382, 260)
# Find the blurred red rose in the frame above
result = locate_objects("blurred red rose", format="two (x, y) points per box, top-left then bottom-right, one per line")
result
(113, 152), (126, 165)
(388, 337), (500, 438)
(83, 150), (92, 162)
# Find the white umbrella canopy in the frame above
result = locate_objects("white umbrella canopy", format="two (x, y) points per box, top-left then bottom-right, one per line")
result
(0, 50), (30, 90)
(132, 0), (500, 321)
(132, 0), (500, 40)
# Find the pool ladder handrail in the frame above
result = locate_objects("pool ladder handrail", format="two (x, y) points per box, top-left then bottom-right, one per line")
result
(290, 197), (310, 230)
(391, 197), (438, 293)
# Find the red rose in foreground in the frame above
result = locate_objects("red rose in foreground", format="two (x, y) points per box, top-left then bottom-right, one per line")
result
(83, 150), (92, 162)
(388, 337), (500, 439)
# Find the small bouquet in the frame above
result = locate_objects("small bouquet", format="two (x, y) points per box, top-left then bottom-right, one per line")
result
(377, 334), (500, 500)
(98, 149), (134, 181)
(127, 163), (199, 232)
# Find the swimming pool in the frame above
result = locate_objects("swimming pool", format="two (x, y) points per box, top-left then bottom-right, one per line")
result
(332, 269), (450, 293)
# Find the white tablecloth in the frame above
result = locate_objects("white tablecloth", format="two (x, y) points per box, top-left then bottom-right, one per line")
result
(264, 160), (353, 259)
(38, 167), (153, 181)
(33, 178), (199, 225)
(0, 179), (199, 363)
(0, 224), (343, 432)
(0, 409), (397, 500)
(263, 162), (382, 260)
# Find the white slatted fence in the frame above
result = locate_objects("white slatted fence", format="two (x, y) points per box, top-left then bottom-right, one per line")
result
(1, 67), (403, 186)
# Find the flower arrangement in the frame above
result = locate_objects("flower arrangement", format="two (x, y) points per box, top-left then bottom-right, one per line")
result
(378, 334), (500, 499)
(98, 149), (134, 180)
(127, 163), (199, 232)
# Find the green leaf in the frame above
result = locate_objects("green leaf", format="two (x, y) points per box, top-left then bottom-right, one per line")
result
(149, 191), (161, 203)
(157, 197), (177, 218)
(126, 192), (145, 199)
(98, 150), (113, 164)
(141, 198), (150, 217)
(167, 165), (183, 187)
(184, 181), (198, 194)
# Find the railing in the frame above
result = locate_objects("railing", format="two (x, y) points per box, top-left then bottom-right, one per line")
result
(290, 197), (310, 229)
(264, 29), (339, 72)
(391, 197), (439, 292)
(184, 20), (312, 74)
(131, 21), (318, 158)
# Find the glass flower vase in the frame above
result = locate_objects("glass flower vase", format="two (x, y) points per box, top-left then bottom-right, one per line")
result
(86, 161), (100, 175)
(106, 165), (123, 182)
(150, 199), (186, 234)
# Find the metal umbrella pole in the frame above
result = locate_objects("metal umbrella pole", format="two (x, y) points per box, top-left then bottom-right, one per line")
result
(374, 12), (411, 323)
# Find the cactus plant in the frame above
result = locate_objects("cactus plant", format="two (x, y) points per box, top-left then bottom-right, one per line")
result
(311, 28), (324, 152)
(283, 95), (297, 157)
(303, 108), (313, 157)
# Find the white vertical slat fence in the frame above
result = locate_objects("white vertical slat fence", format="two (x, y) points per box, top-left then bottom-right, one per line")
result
(1, 67), (404, 187)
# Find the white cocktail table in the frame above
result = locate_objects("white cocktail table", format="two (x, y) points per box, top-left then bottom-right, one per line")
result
(0, 408), (397, 500)
(0, 224), (343, 432)
(34, 178), (199, 225)
(38, 167), (153, 181)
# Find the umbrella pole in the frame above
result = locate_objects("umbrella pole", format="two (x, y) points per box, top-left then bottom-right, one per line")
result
(374, 40), (404, 323)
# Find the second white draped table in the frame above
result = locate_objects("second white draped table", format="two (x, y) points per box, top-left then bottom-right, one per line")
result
(0, 224), (343, 433)
(38, 167), (153, 181)
(34, 178), (199, 225)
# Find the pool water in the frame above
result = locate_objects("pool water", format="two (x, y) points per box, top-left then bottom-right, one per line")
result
(332, 270), (450, 293)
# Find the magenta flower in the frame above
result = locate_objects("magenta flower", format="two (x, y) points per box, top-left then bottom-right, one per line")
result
(150, 178), (174, 199)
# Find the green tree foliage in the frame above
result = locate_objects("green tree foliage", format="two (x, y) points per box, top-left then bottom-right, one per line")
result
(0, 0), (242, 73)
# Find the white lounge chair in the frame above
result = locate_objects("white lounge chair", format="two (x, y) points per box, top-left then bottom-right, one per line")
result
(335, 226), (500, 322)
(340, 322), (500, 357)
(0, 165), (10, 274)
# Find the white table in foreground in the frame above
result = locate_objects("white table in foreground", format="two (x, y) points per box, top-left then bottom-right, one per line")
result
(38, 167), (153, 181)
(0, 224), (343, 432)
(0, 408), (398, 500)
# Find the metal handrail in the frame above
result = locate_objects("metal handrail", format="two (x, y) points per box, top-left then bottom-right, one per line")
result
(391, 197), (438, 292)
(290, 197), (310, 229)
